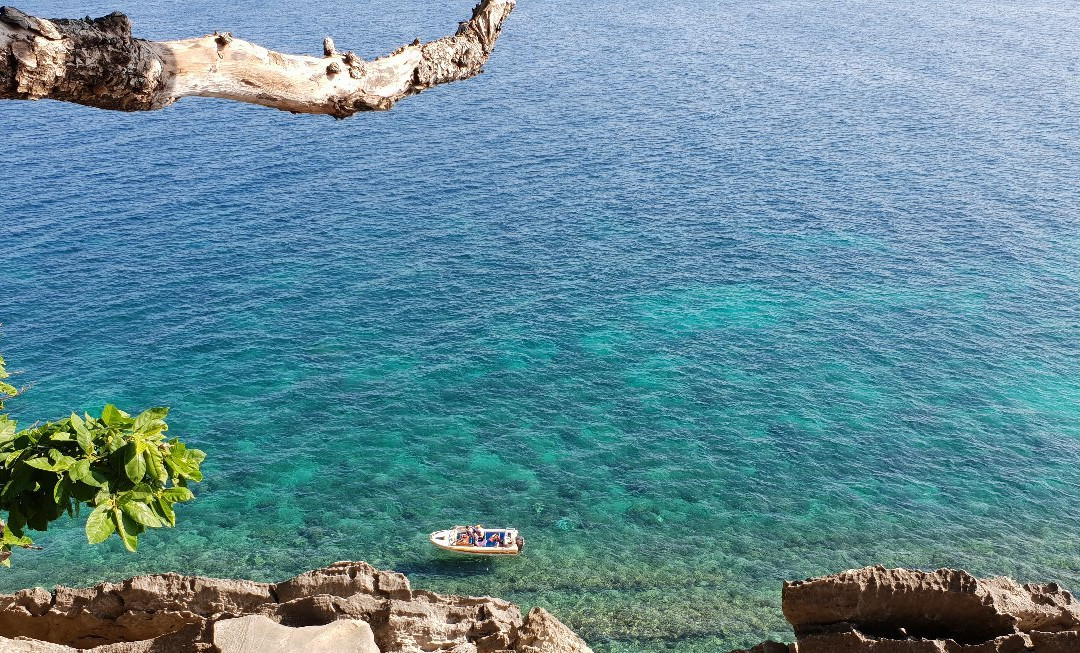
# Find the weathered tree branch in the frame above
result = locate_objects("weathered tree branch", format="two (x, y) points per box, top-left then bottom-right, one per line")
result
(0, 0), (515, 118)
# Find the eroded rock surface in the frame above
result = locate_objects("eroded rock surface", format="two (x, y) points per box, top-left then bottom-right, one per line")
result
(736, 566), (1080, 652)
(0, 561), (592, 653)
(0, 636), (78, 652)
(513, 607), (593, 653)
(212, 615), (378, 653)
(784, 566), (1080, 642)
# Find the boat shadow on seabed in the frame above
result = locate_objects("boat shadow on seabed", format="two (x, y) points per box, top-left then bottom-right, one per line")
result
(396, 556), (503, 579)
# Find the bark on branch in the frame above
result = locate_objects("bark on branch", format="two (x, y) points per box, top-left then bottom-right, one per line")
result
(0, 1), (515, 118)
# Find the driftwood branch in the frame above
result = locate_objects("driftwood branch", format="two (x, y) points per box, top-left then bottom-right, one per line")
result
(0, 1), (515, 118)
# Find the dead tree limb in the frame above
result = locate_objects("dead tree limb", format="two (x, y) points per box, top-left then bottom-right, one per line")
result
(0, 0), (515, 118)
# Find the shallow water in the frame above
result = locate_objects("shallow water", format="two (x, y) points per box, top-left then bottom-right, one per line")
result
(3, 1), (1080, 650)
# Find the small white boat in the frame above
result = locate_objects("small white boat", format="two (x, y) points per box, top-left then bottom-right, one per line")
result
(429, 526), (522, 556)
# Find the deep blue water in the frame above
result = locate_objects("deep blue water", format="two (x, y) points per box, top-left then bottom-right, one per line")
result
(3, 1), (1080, 650)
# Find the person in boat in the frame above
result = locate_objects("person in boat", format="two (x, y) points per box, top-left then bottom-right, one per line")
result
(487, 532), (502, 547)
(454, 530), (470, 546)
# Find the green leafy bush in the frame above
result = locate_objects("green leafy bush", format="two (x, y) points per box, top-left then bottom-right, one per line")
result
(0, 335), (204, 565)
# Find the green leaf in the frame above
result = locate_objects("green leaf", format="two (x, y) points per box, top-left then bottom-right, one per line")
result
(133, 407), (169, 434)
(85, 505), (115, 544)
(126, 484), (154, 502)
(163, 455), (192, 479)
(69, 481), (96, 503)
(43, 449), (74, 471)
(94, 487), (112, 506)
(26, 510), (49, 532)
(120, 500), (163, 528)
(146, 450), (167, 484)
(45, 430), (72, 442)
(106, 434), (125, 455)
(24, 457), (58, 471)
(0, 416), (16, 444)
(6, 505), (25, 534)
(77, 430), (93, 454)
(0, 527), (32, 547)
(2, 465), (33, 499)
(113, 509), (138, 552)
(71, 413), (93, 454)
(72, 460), (109, 489)
(123, 443), (146, 483)
(164, 446), (205, 482)
(70, 459), (90, 483)
(161, 486), (194, 503)
(156, 497), (176, 527)
(53, 476), (69, 505)
(187, 448), (207, 465)
(125, 513), (146, 536)
(100, 404), (124, 427)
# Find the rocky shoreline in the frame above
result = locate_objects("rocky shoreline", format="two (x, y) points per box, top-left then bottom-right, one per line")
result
(735, 566), (1080, 652)
(1, 563), (1077, 652)
(0, 561), (591, 652)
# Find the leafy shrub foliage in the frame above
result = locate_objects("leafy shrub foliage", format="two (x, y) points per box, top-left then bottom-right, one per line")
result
(0, 335), (204, 565)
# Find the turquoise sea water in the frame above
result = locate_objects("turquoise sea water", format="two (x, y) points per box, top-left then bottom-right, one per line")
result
(3, 1), (1080, 650)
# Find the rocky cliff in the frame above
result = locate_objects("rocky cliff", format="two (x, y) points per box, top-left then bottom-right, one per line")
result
(734, 566), (1080, 652)
(0, 561), (592, 653)
(5, 562), (1075, 652)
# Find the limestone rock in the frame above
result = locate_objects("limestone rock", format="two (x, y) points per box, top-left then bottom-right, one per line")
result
(735, 566), (1080, 652)
(0, 635), (77, 652)
(275, 561), (409, 603)
(373, 591), (522, 653)
(212, 615), (378, 653)
(0, 562), (591, 653)
(783, 566), (1080, 642)
(514, 607), (593, 653)
(1027, 629), (1080, 653)
(0, 572), (272, 648)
